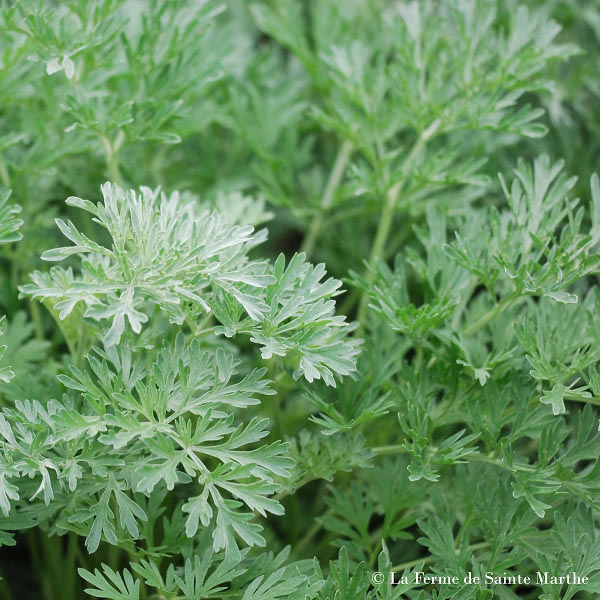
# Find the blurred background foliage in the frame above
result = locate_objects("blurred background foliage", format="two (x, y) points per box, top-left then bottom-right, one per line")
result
(1, 0), (600, 598)
(0, 0), (596, 292)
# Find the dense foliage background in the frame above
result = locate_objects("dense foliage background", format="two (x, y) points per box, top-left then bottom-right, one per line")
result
(1, 1), (600, 598)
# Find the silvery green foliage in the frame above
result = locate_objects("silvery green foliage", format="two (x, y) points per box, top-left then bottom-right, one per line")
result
(0, 191), (22, 245)
(0, 192), (21, 384)
(349, 162), (600, 502)
(0, 335), (287, 556)
(249, 0), (577, 233)
(78, 545), (324, 600)
(21, 183), (359, 386)
(0, 318), (12, 385)
(23, 183), (275, 341)
(358, 157), (600, 341)
(3, 0), (600, 599)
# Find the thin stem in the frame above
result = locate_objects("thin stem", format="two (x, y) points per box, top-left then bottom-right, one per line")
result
(294, 519), (323, 555)
(392, 541), (490, 573)
(301, 139), (354, 258)
(372, 443), (406, 456)
(101, 131), (125, 187)
(462, 294), (522, 337)
(294, 507), (334, 555)
(0, 156), (10, 187)
(468, 453), (537, 473)
(29, 300), (45, 340)
(0, 578), (14, 600)
(338, 287), (360, 316)
(184, 313), (213, 343)
(357, 120), (441, 324)
(370, 445), (537, 474)
(39, 300), (80, 364)
(564, 393), (600, 407)
(73, 316), (90, 369)
(65, 533), (79, 600)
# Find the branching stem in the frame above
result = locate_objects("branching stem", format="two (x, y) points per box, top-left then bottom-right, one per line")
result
(101, 131), (126, 187)
(462, 294), (522, 337)
(301, 139), (354, 258)
(0, 156), (10, 187)
(357, 119), (441, 324)
(392, 541), (490, 573)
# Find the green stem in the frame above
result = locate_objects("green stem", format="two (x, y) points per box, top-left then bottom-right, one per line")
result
(101, 131), (125, 187)
(0, 156), (10, 187)
(371, 443), (406, 456)
(338, 287), (360, 316)
(184, 313), (214, 341)
(392, 541), (490, 573)
(294, 507), (334, 556)
(357, 120), (441, 324)
(370, 444), (538, 474)
(301, 139), (354, 259)
(40, 300), (81, 366)
(26, 530), (52, 600)
(462, 294), (521, 337)
(64, 533), (79, 600)
(107, 541), (120, 572)
(564, 393), (600, 407)
(468, 453), (537, 473)
(29, 301), (45, 340)
(0, 578), (14, 600)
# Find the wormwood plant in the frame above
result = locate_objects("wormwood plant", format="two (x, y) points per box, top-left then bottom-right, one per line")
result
(1, 0), (600, 599)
